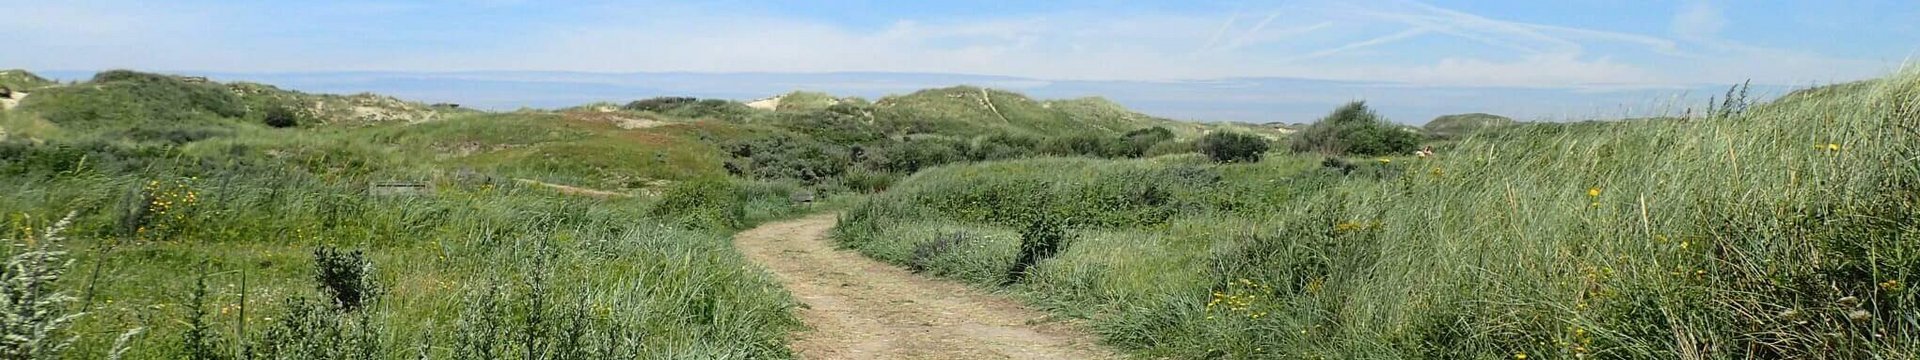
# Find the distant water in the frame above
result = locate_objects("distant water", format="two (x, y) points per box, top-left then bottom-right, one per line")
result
(35, 70), (1799, 125)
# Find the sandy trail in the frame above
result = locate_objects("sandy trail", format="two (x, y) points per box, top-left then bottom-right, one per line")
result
(735, 214), (1117, 359)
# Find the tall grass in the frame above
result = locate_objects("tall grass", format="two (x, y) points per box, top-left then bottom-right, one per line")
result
(835, 71), (1920, 358)
(1, 116), (806, 358)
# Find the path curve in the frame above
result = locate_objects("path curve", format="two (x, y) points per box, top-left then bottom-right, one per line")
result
(736, 214), (1117, 359)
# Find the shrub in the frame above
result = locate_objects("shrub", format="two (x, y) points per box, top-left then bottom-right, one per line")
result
(1120, 127), (1176, 157)
(1005, 215), (1068, 285)
(649, 177), (745, 231)
(621, 97), (696, 112)
(841, 168), (898, 193)
(1143, 140), (1196, 157)
(1197, 131), (1270, 163)
(723, 133), (850, 184)
(867, 138), (966, 173)
(1041, 134), (1130, 158)
(312, 246), (382, 312)
(967, 133), (1042, 161)
(264, 106), (300, 128)
(1290, 101), (1421, 156)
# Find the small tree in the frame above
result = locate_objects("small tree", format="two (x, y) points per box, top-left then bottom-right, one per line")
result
(1197, 131), (1270, 163)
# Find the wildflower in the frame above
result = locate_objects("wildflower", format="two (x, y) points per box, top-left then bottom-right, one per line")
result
(1825, 143), (1841, 151)
(1880, 279), (1902, 292)
(1377, 158), (1392, 164)
(1515, 352), (1528, 359)
(1587, 187), (1601, 198)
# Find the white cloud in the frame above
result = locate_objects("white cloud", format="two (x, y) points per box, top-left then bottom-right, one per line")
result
(1672, 1), (1728, 41)
(0, 0), (1896, 90)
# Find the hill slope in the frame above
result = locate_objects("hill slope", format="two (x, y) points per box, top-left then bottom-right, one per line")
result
(834, 71), (1920, 358)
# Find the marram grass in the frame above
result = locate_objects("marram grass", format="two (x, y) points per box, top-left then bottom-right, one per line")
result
(835, 70), (1920, 359)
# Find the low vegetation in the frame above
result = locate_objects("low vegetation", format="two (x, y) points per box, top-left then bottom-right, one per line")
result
(835, 71), (1920, 358)
(7, 66), (1913, 359)
(1290, 101), (1423, 156)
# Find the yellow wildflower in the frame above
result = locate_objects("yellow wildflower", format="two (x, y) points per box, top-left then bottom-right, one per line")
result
(1587, 187), (1601, 198)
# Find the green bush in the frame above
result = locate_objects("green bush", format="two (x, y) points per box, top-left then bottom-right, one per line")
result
(264, 106), (300, 128)
(1197, 131), (1270, 163)
(867, 137), (967, 173)
(766, 109), (885, 144)
(967, 133), (1043, 161)
(1144, 140), (1197, 157)
(722, 133), (850, 184)
(1041, 134), (1131, 158)
(1121, 126), (1176, 157)
(621, 97), (696, 112)
(623, 97), (755, 121)
(1005, 215), (1068, 285)
(648, 177), (746, 231)
(1290, 101), (1421, 156)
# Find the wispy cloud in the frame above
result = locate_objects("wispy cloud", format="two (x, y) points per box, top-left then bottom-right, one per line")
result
(0, 0), (1905, 90)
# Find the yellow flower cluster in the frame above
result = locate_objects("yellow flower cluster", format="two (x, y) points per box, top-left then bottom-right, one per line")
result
(1206, 278), (1271, 320)
(1332, 220), (1381, 234)
(139, 178), (201, 240)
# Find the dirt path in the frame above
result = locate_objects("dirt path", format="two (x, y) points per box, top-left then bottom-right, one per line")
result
(512, 178), (632, 198)
(736, 214), (1118, 359)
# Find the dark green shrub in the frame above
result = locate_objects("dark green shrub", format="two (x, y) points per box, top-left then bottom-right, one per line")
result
(1041, 134), (1130, 158)
(623, 97), (755, 121)
(723, 134), (850, 184)
(621, 97), (696, 112)
(1120, 126), (1176, 157)
(868, 138), (966, 173)
(121, 124), (233, 144)
(1197, 131), (1270, 163)
(968, 133), (1042, 161)
(1290, 101), (1421, 156)
(264, 106), (300, 128)
(649, 177), (745, 231)
(312, 246), (382, 312)
(1005, 215), (1069, 285)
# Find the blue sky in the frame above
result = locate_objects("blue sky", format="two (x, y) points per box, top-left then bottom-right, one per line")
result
(4, 0), (1917, 122)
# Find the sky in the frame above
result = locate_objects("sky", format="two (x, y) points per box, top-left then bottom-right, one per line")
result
(3, 0), (1916, 123)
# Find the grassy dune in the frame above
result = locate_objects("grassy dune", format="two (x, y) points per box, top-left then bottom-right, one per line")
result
(835, 71), (1919, 358)
(0, 72), (827, 358)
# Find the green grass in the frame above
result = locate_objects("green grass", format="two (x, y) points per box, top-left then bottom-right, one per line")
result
(834, 70), (1920, 359)
(0, 71), (829, 358)
(1, 69), (56, 90)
